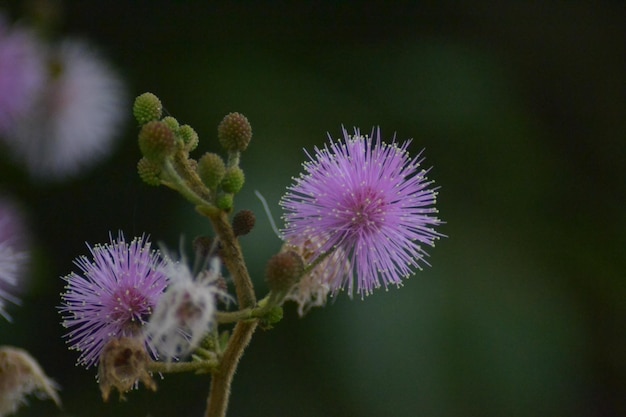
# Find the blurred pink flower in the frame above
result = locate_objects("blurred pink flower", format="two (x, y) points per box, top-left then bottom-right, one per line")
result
(0, 15), (45, 135)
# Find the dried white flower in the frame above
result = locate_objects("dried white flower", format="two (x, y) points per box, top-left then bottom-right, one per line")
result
(145, 257), (228, 360)
(283, 236), (350, 316)
(0, 197), (30, 321)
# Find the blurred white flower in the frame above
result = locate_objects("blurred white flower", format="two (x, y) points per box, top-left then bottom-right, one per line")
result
(6, 39), (127, 180)
(145, 257), (228, 361)
(0, 196), (30, 321)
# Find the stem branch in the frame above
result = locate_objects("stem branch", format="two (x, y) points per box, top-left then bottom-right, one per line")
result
(147, 358), (217, 374)
(204, 320), (258, 417)
(208, 210), (256, 308)
(201, 205), (258, 417)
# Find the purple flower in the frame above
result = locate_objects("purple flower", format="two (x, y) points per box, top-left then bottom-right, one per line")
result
(59, 233), (168, 368)
(281, 127), (443, 297)
(0, 196), (30, 321)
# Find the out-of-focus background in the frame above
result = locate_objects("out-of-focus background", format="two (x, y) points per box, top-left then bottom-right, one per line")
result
(0, 1), (624, 416)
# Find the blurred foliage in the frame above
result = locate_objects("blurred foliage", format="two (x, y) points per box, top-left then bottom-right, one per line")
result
(0, 1), (624, 416)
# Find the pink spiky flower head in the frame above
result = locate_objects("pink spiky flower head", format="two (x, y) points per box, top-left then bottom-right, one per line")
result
(59, 233), (169, 368)
(281, 127), (443, 298)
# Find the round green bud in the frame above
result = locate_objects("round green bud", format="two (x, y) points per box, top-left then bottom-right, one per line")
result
(179, 124), (199, 151)
(221, 166), (245, 194)
(261, 305), (283, 328)
(133, 93), (162, 125)
(138, 121), (176, 160)
(197, 152), (226, 189)
(216, 193), (234, 211)
(161, 116), (179, 132)
(232, 209), (255, 237)
(217, 112), (252, 152)
(265, 251), (304, 293)
(137, 157), (161, 186)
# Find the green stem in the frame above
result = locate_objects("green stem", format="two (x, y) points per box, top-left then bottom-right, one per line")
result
(172, 152), (214, 202)
(216, 296), (270, 324)
(302, 249), (332, 276)
(216, 308), (255, 324)
(147, 358), (217, 374)
(204, 320), (258, 417)
(226, 151), (241, 168)
(161, 158), (209, 206)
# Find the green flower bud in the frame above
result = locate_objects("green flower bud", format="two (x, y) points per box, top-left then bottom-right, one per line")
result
(137, 157), (161, 186)
(133, 93), (162, 125)
(265, 251), (304, 294)
(197, 152), (226, 190)
(260, 305), (283, 329)
(179, 124), (199, 151)
(161, 116), (179, 132)
(217, 112), (252, 152)
(138, 121), (176, 160)
(221, 166), (245, 194)
(216, 193), (234, 211)
(232, 210), (255, 237)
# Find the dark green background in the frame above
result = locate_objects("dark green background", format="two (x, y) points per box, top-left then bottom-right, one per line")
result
(0, 1), (624, 416)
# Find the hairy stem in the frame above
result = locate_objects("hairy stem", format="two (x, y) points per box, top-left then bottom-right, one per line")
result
(216, 295), (271, 324)
(208, 210), (256, 308)
(161, 158), (207, 206)
(148, 358), (217, 374)
(199, 204), (257, 417)
(204, 320), (258, 417)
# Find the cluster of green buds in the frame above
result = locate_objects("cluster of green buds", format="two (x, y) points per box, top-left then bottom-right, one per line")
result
(133, 92), (308, 320)
(133, 92), (251, 212)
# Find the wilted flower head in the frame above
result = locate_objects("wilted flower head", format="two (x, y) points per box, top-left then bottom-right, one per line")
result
(98, 337), (156, 402)
(0, 15), (45, 135)
(0, 346), (61, 417)
(5, 39), (127, 180)
(281, 127), (443, 298)
(282, 237), (350, 316)
(145, 256), (228, 360)
(0, 196), (30, 321)
(59, 233), (169, 368)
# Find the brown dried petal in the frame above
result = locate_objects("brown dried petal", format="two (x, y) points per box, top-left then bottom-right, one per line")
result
(0, 346), (61, 416)
(98, 337), (157, 402)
